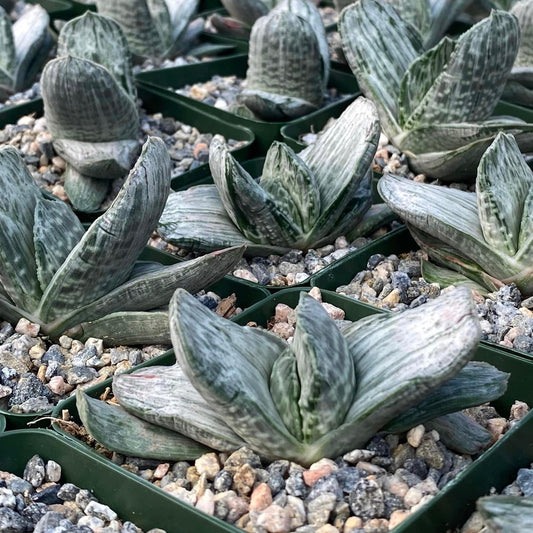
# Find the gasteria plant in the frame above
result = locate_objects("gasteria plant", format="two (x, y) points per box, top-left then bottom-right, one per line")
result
(379, 132), (533, 296)
(157, 98), (392, 254)
(0, 137), (244, 345)
(210, 0), (276, 39)
(0, 4), (53, 101)
(477, 496), (533, 531)
(77, 287), (509, 464)
(502, 0), (533, 108)
(340, 1), (533, 181)
(238, 0), (329, 120)
(41, 12), (140, 213)
(95, 0), (200, 60)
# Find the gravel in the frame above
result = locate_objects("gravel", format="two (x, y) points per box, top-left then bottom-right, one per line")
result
(0, 454), (163, 533)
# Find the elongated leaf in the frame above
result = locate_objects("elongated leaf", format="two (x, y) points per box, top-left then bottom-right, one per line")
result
(170, 288), (303, 460)
(38, 137), (171, 322)
(344, 202), (396, 242)
(0, 7), (15, 79)
(339, 0), (424, 137)
(33, 197), (85, 291)
(310, 287), (481, 461)
(96, 0), (164, 58)
(405, 11), (519, 130)
(511, 0), (533, 69)
(77, 390), (210, 460)
(41, 56), (139, 143)
(57, 11), (136, 99)
(292, 294), (355, 443)
(146, 0), (173, 54)
(425, 412), (492, 454)
(114, 365), (245, 450)
(63, 165), (110, 214)
(421, 258), (490, 294)
(518, 186), (533, 260)
(385, 361), (509, 432)
(426, 0), (474, 48)
(221, 0), (270, 27)
(503, 79), (533, 108)
(476, 132), (533, 255)
(478, 496), (533, 532)
(164, 0), (200, 57)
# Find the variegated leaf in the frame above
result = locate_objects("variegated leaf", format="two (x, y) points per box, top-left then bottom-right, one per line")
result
(164, 0), (200, 58)
(511, 0), (533, 69)
(220, 0), (270, 27)
(344, 202), (396, 242)
(146, 0), (174, 54)
(385, 361), (509, 432)
(57, 11), (136, 99)
(518, 186), (533, 261)
(503, 79), (533, 108)
(478, 496), (533, 532)
(420, 258), (490, 294)
(77, 390), (210, 460)
(292, 293), (355, 443)
(385, 0), (431, 42)
(0, 295), (27, 325)
(404, 11), (519, 130)
(426, 0), (474, 47)
(476, 133), (533, 255)
(114, 365), (245, 450)
(309, 287), (481, 461)
(425, 412), (492, 454)
(241, 10), (323, 120)
(38, 137), (171, 322)
(339, 0), (424, 137)
(33, 197), (85, 291)
(0, 7), (15, 79)
(12, 4), (52, 92)
(170, 288), (303, 460)
(63, 165), (110, 214)
(42, 56), (139, 143)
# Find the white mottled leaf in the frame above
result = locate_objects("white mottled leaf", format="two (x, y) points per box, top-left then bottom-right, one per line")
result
(478, 496), (533, 532)
(63, 165), (110, 214)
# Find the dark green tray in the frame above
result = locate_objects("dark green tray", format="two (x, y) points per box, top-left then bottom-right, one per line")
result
(136, 54), (359, 152)
(55, 0), (95, 18)
(30, 0), (73, 19)
(0, 429), (240, 533)
(0, 414), (5, 433)
(51, 287), (533, 533)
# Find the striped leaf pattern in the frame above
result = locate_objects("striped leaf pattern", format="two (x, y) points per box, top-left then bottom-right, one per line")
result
(477, 496), (533, 532)
(221, 0), (271, 27)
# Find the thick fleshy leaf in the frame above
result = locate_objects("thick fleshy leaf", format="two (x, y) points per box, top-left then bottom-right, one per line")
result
(146, 0), (173, 53)
(164, 0), (200, 57)
(478, 496), (533, 532)
(38, 137), (171, 322)
(63, 165), (110, 214)
(33, 197), (85, 291)
(292, 294), (355, 443)
(0, 147), (42, 310)
(518, 186), (533, 261)
(77, 390), (210, 460)
(114, 365), (245, 450)
(385, 361), (509, 432)
(425, 0), (474, 47)
(421, 258), (490, 294)
(57, 11), (136, 99)
(220, 0), (270, 27)
(53, 139), (140, 179)
(476, 132), (533, 255)
(503, 79), (533, 108)
(339, 0), (424, 137)
(170, 288), (303, 460)
(12, 5), (52, 92)
(241, 10), (323, 120)
(0, 7), (15, 79)
(41, 56), (139, 143)
(385, 0), (431, 41)
(511, 0), (533, 69)
(344, 202), (396, 242)
(404, 11), (519, 129)
(425, 412), (492, 454)
(310, 287), (481, 460)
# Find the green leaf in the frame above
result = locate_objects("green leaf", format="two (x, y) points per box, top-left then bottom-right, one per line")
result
(221, 0), (270, 28)
(169, 288), (303, 460)
(57, 11), (136, 99)
(76, 390), (211, 460)
(339, 0), (424, 137)
(292, 293), (355, 443)
(421, 258), (490, 294)
(38, 137), (171, 322)
(163, 0), (200, 58)
(41, 56), (139, 143)
(63, 165), (110, 214)
(511, 0), (533, 68)
(0, 7), (15, 79)
(114, 364), (245, 450)
(385, 0), (431, 44)
(385, 361), (509, 433)
(33, 197), (85, 291)
(344, 202), (396, 242)
(478, 496), (533, 532)
(146, 0), (173, 54)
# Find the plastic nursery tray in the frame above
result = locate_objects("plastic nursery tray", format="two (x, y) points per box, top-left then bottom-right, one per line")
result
(29, 0), (73, 20)
(311, 225), (533, 365)
(0, 429), (245, 533)
(51, 288), (533, 533)
(0, 414), (5, 433)
(136, 54), (359, 153)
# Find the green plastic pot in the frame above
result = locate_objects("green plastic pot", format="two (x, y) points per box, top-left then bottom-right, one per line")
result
(136, 54), (359, 152)
(310, 225), (533, 364)
(0, 429), (241, 533)
(51, 287), (533, 533)
(29, 0), (73, 20)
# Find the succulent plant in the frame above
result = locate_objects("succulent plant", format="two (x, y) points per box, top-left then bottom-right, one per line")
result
(157, 98), (393, 254)
(77, 286), (509, 464)
(340, 1), (533, 180)
(0, 1), (16, 13)
(234, 0), (329, 120)
(210, 0), (276, 39)
(0, 4), (53, 101)
(95, 0), (200, 60)
(477, 496), (533, 532)
(0, 137), (244, 345)
(379, 132), (533, 296)
(41, 12), (140, 213)
(502, 0), (533, 108)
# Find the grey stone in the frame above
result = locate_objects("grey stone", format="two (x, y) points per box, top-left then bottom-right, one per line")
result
(42, 345), (64, 365)
(307, 475), (343, 501)
(66, 366), (98, 385)
(348, 477), (385, 520)
(24, 454), (46, 487)
(0, 507), (31, 533)
(57, 482), (79, 501)
(517, 468), (533, 496)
